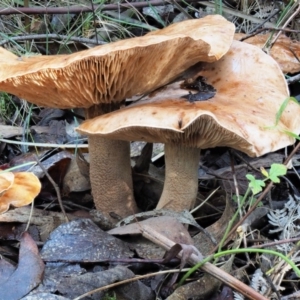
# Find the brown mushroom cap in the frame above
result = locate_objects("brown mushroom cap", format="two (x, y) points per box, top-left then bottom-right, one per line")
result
(0, 15), (234, 109)
(77, 40), (300, 157)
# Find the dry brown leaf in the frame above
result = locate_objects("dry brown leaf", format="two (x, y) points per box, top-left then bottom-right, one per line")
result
(0, 232), (45, 300)
(41, 219), (132, 262)
(109, 216), (194, 244)
(109, 216), (194, 260)
(0, 172), (41, 214)
(235, 33), (300, 74)
(63, 154), (90, 193)
(0, 125), (27, 138)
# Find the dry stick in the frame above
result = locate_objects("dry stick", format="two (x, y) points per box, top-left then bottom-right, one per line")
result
(190, 187), (220, 214)
(73, 228), (268, 300)
(200, 1), (276, 28)
(0, 138), (88, 148)
(72, 268), (190, 300)
(34, 155), (69, 223)
(141, 225), (268, 300)
(229, 150), (242, 219)
(249, 237), (300, 249)
(89, 0), (99, 45)
(287, 73), (300, 85)
(23, 0), (30, 34)
(24, 198), (35, 232)
(0, 0), (198, 15)
(271, 3), (300, 46)
(211, 141), (300, 255)
(169, 0), (193, 19)
(263, 27), (300, 33)
(246, 8), (280, 35)
(239, 27), (300, 42)
(0, 34), (106, 46)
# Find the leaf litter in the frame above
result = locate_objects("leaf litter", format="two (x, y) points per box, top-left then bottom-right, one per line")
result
(1, 1), (300, 299)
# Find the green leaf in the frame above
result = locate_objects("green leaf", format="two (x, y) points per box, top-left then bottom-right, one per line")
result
(246, 174), (265, 195)
(268, 163), (287, 183)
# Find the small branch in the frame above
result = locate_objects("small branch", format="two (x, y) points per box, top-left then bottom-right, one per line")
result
(0, 0), (198, 15)
(237, 27), (300, 43)
(271, 3), (300, 46)
(141, 225), (268, 300)
(200, 1), (277, 28)
(247, 8), (280, 35)
(168, 0), (193, 19)
(73, 268), (189, 300)
(34, 155), (69, 223)
(287, 73), (300, 85)
(249, 237), (300, 249)
(0, 34), (106, 46)
(0, 138), (88, 148)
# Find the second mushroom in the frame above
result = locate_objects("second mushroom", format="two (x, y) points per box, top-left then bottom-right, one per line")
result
(77, 40), (300, 212)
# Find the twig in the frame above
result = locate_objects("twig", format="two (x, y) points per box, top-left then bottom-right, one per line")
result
(34, 154), (69, 222)
(190, 187), (220, 214)
(249, 237), (300, 249)
(73, 268), (190, 300)
(230, 150), (242, 218)
(0, 34), (105, 46)
(24, 198), (35, 232)
(0, 0), (198, 15)
(200, 1), (276, 28)
(0, 138), (88, 148)
(169, 0), (193, 19)
(89, 0), (99, 45)
(237, 27), (300, 42)
(271, 3), (300, 46)
(260, 27), (300, 33)
(247, 8), (280, 35)
(141, 225), (268, 300)
(287, 73), (300, 85)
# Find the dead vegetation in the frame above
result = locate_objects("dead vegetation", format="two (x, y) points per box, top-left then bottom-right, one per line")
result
(1, 1), (300, 299)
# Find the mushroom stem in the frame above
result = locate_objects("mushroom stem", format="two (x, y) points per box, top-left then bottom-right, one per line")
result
(85, 105), (138, 221)
(88, 135), (138, 219)
(156, 144), (200, 211)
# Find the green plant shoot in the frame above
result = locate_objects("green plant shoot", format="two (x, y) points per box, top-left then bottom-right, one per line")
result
(246, 174), (265, 195)
(267, 163), (287, 183)
(246, 163), (287, 195)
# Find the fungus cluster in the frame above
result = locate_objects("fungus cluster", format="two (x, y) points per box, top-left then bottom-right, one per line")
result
(0, 15), (235, 221)
(1, 15), (299, 220)
(78, 40), (300, 212)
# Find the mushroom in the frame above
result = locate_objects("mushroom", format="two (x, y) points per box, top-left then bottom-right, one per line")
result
(77, 40), (300, 212)
(0, 15), (235, 220)
(0, 172), (41, 214)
